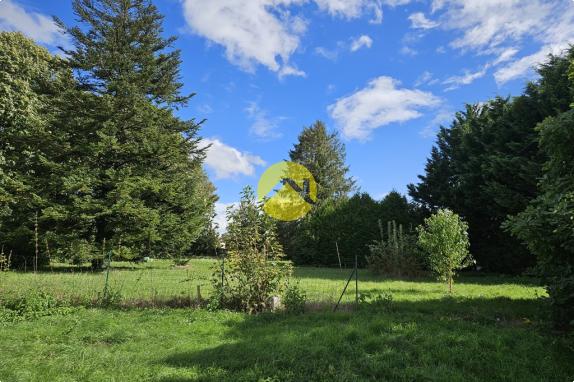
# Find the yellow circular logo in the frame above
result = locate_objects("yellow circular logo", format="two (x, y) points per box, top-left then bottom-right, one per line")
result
(257, 161), (317, 221)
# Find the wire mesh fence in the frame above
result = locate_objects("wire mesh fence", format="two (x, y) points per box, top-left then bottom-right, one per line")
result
(0, 258), (362, 309)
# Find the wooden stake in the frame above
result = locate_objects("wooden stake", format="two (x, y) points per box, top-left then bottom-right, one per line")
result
(34, 212), (39, 273)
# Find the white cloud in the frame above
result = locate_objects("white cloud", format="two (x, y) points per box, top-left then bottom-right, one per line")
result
(433, 0), (552, 52)
(0, 0), (70, 47)
(245, 102), (283, 140)
(315, 0), (383, 23)
(432, 0), (574, 84)
(443, 66), (488, 91)
(181, 0), (306, 76)
(315, 46), (340, 60)
(201, 138), (266, 179)
(350, 35), (373, 52)
(420, 109), (454, 138)
(400, 46), (418, 56)
(328, 76), (442, 141)
(494, 44), (566, 85)
(383, 0), (412, 6)
(181, 0), (383, 76)
(408, 12), (439, 29)
(415, 71), (438, 87)
(213, 202), (238, 234)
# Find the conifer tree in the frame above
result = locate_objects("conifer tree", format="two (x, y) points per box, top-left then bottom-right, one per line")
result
(289, 121), (355, 201)
(52, 0), (214, 258)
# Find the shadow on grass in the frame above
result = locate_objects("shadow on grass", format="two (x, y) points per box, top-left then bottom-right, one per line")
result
(159, 297), (571, 382)
(294, 266), (542, 286)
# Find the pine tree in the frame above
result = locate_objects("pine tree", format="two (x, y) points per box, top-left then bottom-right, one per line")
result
(289, 121), (355, 201)
(52, 0), (214, 259)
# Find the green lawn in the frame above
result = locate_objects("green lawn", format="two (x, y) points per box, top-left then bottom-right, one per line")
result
(0, 258), (545, 305)
(1, 259), (572, 381)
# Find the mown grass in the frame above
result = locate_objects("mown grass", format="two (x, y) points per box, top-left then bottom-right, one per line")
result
(0, 259), (572, 381)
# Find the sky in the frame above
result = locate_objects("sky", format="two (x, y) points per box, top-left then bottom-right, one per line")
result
(2, 0), (574, 230)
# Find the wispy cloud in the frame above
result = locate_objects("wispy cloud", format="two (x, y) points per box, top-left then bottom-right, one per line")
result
(408, 12), (439, 29)
(443, 66), (488, 91)
(245, 102), (283, 140)
(431, 0), (574, 84)
(350, 35), (373, 51)
(415, 71), (439, 87)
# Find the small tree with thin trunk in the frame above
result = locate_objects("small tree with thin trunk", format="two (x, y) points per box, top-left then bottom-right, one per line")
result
(417, 209), (473, 292)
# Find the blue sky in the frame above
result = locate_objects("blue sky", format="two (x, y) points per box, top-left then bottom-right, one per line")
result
(2, 0), (574, 229)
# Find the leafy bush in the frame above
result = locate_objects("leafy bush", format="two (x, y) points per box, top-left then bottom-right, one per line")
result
(216, 187), (292, 314)
(505, 110), (574, 330)
(283, 284), (307, 314)
(367, 220), (423, 277)
(418, 209), (474, 292)
(359, 291), (394, 310)
(0, 291), (73, 322)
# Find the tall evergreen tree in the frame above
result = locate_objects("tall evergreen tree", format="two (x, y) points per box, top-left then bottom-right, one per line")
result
(50, 0), (214, 259)
(289, 121), (355, 201)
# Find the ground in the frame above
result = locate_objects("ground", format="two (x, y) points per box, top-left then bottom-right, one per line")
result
(0, 259), (572, 381)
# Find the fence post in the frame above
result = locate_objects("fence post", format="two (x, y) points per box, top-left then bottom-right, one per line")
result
(220, 249), (225, 291)
(103, 245), (112, 300)
(355, 254), (358, 307)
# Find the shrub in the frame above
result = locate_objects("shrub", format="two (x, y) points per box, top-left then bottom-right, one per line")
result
(417, 209), (474, 292)
(217, 187), (292, 314)
(283, 284), (307, 314)
(367, 220), (423, 277)
(0, 291), (73, 322)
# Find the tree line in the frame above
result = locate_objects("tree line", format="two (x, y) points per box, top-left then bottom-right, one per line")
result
(0, 0), (216, 267)
(0, 0), (572, 329)
(278, 49), (574, 329)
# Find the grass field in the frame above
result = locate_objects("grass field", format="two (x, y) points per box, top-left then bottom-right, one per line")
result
(1, 259), (573, 381)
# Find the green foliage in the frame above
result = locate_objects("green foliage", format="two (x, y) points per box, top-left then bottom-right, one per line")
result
(286, 192), (420, 267)
(418, 209), (473, 292)
(0, 32), (64, 267)
(506, 109), (574, 330)
(283, 283), (307, 314)
(408, 51), (574, 273)
(0, 246), (12, 271)
(367, 220), (423, 277)
(289, 120), (355, 201)
(1, 1), (217, 265)
(219, 187), (292, 313)
(0, 291), (73, 322)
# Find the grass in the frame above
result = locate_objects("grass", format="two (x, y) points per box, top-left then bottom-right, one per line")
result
(0, 259), (572, 381)
(0, 258), (544, 305)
